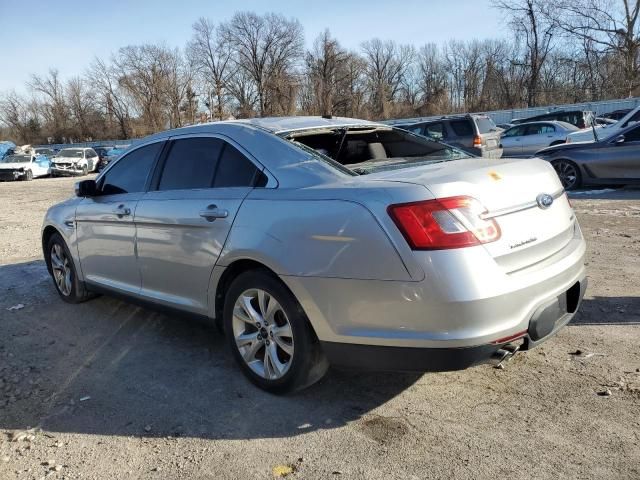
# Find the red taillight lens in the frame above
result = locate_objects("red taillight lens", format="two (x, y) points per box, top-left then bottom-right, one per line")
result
(387, 196), (501, 250)
(473, 135), (482, 147)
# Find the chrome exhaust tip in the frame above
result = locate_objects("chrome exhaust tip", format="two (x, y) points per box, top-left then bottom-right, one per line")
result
(490, 343), (520, 367)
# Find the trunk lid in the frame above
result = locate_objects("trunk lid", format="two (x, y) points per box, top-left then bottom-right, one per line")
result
(368, 157), (576, 272)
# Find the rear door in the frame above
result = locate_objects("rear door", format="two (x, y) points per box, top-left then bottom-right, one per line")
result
(76, 141), (164, 293)
(500, 125), (526, 157)
(521, 124), (555, 156)
(134, 135), (266, 314)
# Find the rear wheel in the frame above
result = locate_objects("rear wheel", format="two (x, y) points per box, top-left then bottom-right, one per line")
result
(223, 270), (328, 393)
(551, 159), (582, 190)
(23, 169), (33, 181)
(45, 233), (93, 304)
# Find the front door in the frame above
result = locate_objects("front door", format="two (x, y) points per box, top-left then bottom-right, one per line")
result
(75, 142), (164, 293)
(135, 136), (264, 314)
(591, 125), (640, 180)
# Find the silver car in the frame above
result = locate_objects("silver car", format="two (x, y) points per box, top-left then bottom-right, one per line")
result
(42, 116), (587, 393)
(501, 121), (579, 157)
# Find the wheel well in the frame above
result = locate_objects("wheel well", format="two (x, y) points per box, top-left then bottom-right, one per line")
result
(214, 259), (278, 324)
(42, 226), (61, 273)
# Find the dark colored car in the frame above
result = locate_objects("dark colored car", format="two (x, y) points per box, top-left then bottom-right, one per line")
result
(93, 147), (112, 171)
(396, 114), (503, 158)
(602, 109), (632, 121)
(512, 110), (592, 129)
(536, 121), (640, 190)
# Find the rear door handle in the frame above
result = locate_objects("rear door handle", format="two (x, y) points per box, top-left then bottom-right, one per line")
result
(199, 204), (229, 222)
(112, 204), (131, 217)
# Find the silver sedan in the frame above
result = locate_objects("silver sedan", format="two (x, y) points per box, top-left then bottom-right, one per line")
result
(42, 116), (587, 392)
(501, 121), (579, 157)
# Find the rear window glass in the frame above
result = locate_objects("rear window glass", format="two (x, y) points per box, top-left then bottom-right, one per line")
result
(449, 120), (473, 136)
(474, 117), (497, 134)
(287, 127), (471, 175)
(213, 143), (263, 188)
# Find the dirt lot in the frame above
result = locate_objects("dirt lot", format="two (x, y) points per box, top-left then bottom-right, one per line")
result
(0, 176), (639, 479)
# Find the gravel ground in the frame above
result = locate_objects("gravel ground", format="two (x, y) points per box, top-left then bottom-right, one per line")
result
(0, 176), (639, 480)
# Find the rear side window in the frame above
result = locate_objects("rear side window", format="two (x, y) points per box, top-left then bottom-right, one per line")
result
(449, 120), (473, 136)
(475, 117), (497, 134)
(101, 142), (163, 195)
(214, 143), (263, 187)
(158, 137), (224, 191)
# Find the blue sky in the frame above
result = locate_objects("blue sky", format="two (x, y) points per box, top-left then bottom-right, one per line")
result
(0, 0), (505, 92)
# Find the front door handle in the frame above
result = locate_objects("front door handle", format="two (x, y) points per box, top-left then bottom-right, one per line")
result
(199, 204), (229, 222)
(112, 204), (131, 217)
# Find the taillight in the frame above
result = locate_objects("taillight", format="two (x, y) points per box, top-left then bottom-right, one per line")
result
(473, 135), (482, 147)
(387, 196), (501, 250)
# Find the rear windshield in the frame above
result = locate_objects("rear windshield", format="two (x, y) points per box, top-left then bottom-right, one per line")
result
(284, 127), (471, 175)
(474, 117), (497, 134)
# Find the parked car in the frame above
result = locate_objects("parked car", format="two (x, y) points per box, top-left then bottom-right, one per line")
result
(602, 109), (632, 121)
(0, 153), (50, 181)
(42, 116), (586, 392)
(566, 105), (640, 143)
(500, 121), (579, 157)
(33, 147), (57, 158)
(0, 141), (16, 160)
(50, 147), (99, 176)
(594, 117), (617, 126)
(536, 121), (640, 190)
(396, 114), (503, 158)
(512, 110), (593, 128)
(97, 147), (127, 172)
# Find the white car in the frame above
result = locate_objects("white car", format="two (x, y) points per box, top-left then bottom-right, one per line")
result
(0, 153), (50, 181)
(566, 106), (640, 143)
(50, 148), (99, 176)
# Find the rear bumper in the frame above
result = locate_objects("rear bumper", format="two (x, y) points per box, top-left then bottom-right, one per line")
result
(321, 277), (587, 371)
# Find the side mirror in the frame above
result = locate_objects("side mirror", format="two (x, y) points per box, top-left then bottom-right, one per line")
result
(615, 134), (626, 145)
(75, 179), (97, 197)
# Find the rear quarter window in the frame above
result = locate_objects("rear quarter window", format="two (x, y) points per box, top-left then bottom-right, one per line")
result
(449, 120), (474, 136)
(474, 117), (497, 134)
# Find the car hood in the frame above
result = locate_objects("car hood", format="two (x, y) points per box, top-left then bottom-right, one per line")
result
(535, 141), (595, 156)
(0, 162), (29, 169)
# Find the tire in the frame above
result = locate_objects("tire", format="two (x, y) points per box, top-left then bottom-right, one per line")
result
(223, 270), (328, 393)
(551, 159), (582, 190)
(81, 165), (88, 176)
(45, 232), (93, 304)
(23, 170), (33, 181)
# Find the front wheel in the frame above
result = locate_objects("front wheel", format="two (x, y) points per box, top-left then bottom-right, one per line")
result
(81, 165), (88, 176)
(223, 270), (328, 393)
(23, 169), (33, 181)
(551, 159), (582, 190)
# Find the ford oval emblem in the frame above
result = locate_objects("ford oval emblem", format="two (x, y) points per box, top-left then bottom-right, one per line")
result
(536, 193), (554, 209)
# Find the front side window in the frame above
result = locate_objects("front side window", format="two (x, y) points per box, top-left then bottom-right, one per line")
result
(157, 137), (224, 191)
(100, 142), (163, 195)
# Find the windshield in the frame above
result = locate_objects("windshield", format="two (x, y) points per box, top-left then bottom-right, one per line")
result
(1, 155), (30, 163)
(285, 126), (471, 175)
(58, 149), (84, 158)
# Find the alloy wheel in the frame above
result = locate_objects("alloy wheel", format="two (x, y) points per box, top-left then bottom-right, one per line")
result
(553, 160), (578, 190)
(231, 288), (294, 380)
(50, 243), (72, 296)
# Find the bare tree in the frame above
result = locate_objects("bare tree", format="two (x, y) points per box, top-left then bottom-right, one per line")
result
(221, 12), (304, 116)
(28, 69), (68, 142)
(88, 57), (132, 139)
(66, 76), (96, 140)
(188, 18), (233, 120)
(493, 0), (556, 107)
(361, 39), (415, 118)
(544, 0), (640, 96)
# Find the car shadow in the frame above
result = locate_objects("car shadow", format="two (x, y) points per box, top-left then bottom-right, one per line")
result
(0, 260), (420, 440)
(568, 187), (640, 200)
(571, 296), (640, 325)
